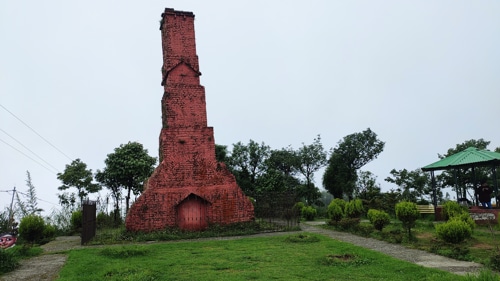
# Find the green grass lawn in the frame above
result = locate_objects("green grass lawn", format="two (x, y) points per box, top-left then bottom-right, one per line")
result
(57, 232), (471, 281)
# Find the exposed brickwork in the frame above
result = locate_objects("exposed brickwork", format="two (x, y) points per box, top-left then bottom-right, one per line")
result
(125, 8), (254, 232)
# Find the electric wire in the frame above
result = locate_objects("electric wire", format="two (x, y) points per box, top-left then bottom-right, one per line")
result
(0, 103), (73, 161)
(0, 137), (57, 174)
(0, 128), (60, 173)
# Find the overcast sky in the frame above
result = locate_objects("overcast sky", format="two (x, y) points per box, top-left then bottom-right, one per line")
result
(1, 1), (499, 216)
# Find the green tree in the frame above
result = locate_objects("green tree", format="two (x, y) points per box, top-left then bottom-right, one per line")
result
(227, 140), (271, 197)
(256, 147), (301, 195)
(355, 170), (383, 211)
(15, 171), (43, 218)
(296, 135), (327, 205)
(323, 128), (385, 199)
(215, 144), (229, 163)
(95, 142), (157, 215)
(385, 168), (438, 204)
(57, 159), (100, 206)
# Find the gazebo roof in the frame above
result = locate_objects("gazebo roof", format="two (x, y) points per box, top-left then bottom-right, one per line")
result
(422, 147), (500, 172)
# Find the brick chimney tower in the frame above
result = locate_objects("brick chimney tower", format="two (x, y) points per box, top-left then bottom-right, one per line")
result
(125, 8), (254, 232)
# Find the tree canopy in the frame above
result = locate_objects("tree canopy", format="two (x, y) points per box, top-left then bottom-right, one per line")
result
(323, 128), (385, 199)
(95, 142), (156, 216)
(57, 158), (100, 206)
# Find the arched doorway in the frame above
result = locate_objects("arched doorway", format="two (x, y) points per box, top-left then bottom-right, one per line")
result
(176, 194), (209, 231)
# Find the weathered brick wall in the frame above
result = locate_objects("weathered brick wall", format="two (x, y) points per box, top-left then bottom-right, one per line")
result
(126, 8), (254, 232)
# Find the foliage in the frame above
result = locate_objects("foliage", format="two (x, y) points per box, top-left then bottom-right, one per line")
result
(227, 140), (271, 197)
(96, 141), (157, 219)
(0, 249), (19, 274)
(435, 219), (472, 244)
(442, 201), (468, 221)
(23, 171), (43, 215)
(70, 210), (83, 233)
(367, 209), (391, 231)
(301, 206), (317, 221)
(18, 215), (54, 244)
(395, 201), (420, 238)
(327, 198), (346, 222)
(46, 205), (73, 235)
(385, 168), (438, 204)
(323, 128), (385, 199)
(329, 217), (361, 230)
(450, 212), (476, 232)
(345, 199), (364, 218)
(57, 159), (100, 206)
(295, 135), (327, 205)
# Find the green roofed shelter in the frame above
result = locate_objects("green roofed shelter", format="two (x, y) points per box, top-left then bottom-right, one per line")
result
(422, 147), (500, 208)
(422, 147), (500, 172)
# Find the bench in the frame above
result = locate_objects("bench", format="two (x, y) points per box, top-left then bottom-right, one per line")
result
(417, 205), (435, 214)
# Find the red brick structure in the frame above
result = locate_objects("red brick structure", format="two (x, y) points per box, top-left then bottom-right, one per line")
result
(125, 8), (254, 232)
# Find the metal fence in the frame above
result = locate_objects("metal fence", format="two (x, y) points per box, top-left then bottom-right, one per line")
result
(81, 199), (96, 245)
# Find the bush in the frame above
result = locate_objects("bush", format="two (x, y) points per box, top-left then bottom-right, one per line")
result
(301, 206), (317, 221)
(395, 201), (420, 238)
(330, 217), (360, 230)
(70, 210), (83, 233)
(18, 215), (46, 244)
(367, 209), (391, 231)
(450, 212), (475, 232)
(327, 199), (345, 222)
(345, 199), (364, 218)
(442, 201), (467, 221)
(435, 220), (472, 244)
(0, 249), (19, 274)
(96, 212), (115, 229)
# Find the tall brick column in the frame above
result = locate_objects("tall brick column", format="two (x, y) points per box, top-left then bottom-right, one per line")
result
(125, 8), (254, 232)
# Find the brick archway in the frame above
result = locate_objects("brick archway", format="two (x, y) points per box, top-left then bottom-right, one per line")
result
(176, 194), (210, 231)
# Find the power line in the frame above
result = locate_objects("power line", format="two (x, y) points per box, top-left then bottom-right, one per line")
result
(0, 103), (73, 161)
(0, 128), (60, 173)
(0, 137), (57, 174)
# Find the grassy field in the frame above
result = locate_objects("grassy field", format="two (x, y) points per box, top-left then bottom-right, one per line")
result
(57, 232), (475, 281)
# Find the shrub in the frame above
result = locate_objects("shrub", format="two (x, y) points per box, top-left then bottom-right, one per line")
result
(367, 209), (391, 231)
(0, 249), (19, 274)
(18, 215), (46, 244)
(435, 219), (472, 244)
(332, 217), (360, 230)
(96, 212), (115, 229)
(450, 212), (475, 232)
(442, 201), (467, 221)
(345, 199), (364, 219)
(395, 201), (420, 238)
(301, 206), (317, 221)
(327, 199), (345, 222)
(70, 210), (83, 233)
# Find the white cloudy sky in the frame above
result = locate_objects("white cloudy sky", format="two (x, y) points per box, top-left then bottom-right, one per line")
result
(1, 1), (499, 216)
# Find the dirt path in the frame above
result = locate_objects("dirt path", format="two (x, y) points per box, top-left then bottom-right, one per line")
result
(0, 223), (484, 280)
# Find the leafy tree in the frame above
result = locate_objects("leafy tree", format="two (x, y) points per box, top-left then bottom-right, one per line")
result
(227, 140), (271, 197)
(385, 168), (439, 204)
(95, 142), (156, 215)
(215, 144), (229, 163)
(355, 170), (384, 211)
(296, 135), (327, 205)
(323, 128), (385, 199)
(256, 147), (302, 195)
(57, 159), (101, 205)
